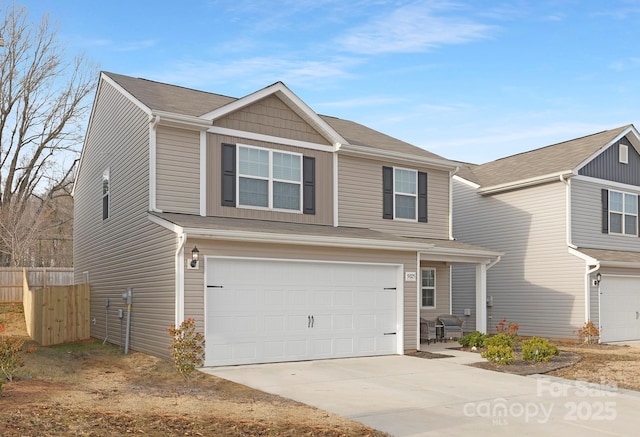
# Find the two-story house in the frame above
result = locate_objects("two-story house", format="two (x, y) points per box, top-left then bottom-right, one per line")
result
(74, 72), (499, 366)
(452, 125), (640, 343)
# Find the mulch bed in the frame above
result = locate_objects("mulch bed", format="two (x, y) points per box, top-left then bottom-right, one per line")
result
(409, 346), (583, 376)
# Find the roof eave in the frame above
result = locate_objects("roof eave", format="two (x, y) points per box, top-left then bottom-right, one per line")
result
(339, 143), (458, 171)
(478, 170), (575, 195)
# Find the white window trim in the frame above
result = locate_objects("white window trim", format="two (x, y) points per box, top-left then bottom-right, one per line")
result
(609, 189), (638, 237)
(236, 144), (303, 213)
(619, 144), (629, 164)
(421, 268), (436, 309)
(394, 167), (418, 222)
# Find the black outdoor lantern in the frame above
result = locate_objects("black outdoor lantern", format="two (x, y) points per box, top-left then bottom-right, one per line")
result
(191, 246), (200, 268)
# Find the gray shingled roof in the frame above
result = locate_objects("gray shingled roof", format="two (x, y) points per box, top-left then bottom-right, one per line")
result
(578, 248), (640, 266)
(103, 72), (444, 161)
(457, 125), (631, 187)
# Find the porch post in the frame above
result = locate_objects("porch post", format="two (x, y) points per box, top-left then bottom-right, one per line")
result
(475, 263), (487, 333)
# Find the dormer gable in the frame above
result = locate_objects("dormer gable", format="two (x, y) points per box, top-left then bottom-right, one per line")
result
(202, 82), (346, 151)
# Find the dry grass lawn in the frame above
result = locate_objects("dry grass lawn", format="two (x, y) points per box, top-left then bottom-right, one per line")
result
(3, 303), (640, 435)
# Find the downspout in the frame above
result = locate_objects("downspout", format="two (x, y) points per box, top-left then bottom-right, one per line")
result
(586, 262), (600, 323)
(486, 255), (501, 271)
(449, 166), (460, 240)
(560, 174), (577, 249)
(175, 233), (187, 326)
(149, 114), (161, 212)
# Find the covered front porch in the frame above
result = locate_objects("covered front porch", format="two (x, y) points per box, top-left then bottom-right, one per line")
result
(416, 239), (502, 349)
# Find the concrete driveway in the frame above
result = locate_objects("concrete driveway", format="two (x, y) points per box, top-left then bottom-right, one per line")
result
(203, 349), (640, 436)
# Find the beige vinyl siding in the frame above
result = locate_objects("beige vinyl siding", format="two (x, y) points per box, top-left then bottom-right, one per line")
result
(419, 263), (451, 319)
(183, 240), (419, 351)
(74, 80), (177, 359)
(571, 178), (640, 252)
(338, 154), (450, 238)
(453, 180), (585, 338)
(156, 126), (200, 213)
(207, 133), (333, 224)
(214, 94), (331, 145)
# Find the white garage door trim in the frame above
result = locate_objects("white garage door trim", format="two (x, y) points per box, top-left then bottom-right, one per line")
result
(599, 274), (640, 343)
(204, 256), (404, 366)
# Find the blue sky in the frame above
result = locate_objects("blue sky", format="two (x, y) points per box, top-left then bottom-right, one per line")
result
(22, 0), (640, 163)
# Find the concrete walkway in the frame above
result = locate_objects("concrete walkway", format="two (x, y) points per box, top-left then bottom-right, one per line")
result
(203, 347), (640, 436)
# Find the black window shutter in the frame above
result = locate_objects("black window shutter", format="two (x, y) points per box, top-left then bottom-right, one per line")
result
(303, 156), (315, 214)
(418, 171), (428, 223)
(221, 143), (236, 207)
(601, 189), (608, 234)
(382, 166), (393, 219)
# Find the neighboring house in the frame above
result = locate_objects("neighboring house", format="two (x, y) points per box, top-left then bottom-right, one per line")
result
(73, 72), (499, 366)
(452, 125), (640, 343)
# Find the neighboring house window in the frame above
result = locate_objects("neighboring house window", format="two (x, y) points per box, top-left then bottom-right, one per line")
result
(421, 269), (435, 308)
(382, 166), (428, 222)
(102, 169), (110, 220)
(619, 144), (629, 164)
(602, 189), (638, 236)
(221, 143), (316, 214)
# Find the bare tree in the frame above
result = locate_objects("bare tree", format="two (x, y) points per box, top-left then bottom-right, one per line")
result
(0, 3), (96, 266)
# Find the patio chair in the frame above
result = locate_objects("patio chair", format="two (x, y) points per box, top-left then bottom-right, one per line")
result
(438, 315), (464, 340)
(420, 318), (439, 344)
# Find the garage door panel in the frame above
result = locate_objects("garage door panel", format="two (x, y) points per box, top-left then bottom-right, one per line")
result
(600, 276), (640, 342)
(205, 258), (399, 366)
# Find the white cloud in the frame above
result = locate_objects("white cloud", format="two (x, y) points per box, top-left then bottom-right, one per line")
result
(147, 56), (359, 92)
(315, 96), (405, 109)
(338, 2), (495, 54)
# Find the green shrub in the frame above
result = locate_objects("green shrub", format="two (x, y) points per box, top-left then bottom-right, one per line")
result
(481, 334), (515, 364)
(522, 337), (559, 362)
(459, 331), (488, 348)
(0, 332), (37, 382)
(167, 318), (205, 380)
(481, 344), (515, 364)
(484, 333), (514, 349)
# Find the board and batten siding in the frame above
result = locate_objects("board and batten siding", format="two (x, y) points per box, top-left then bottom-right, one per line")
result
(183, 240), (420, 351)
(571, 177), (640, 252)
(452, 180), (585, 338)
(213, 94), (331, 145)
(206, 133), (333, 224)
(74, 80), (177, 359)
(338, 154), (450, 239)
(156, 126), (200, 214)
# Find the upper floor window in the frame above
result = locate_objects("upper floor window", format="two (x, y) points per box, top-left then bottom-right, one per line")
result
(221, 143), (316, 215)
(382, 166), (428, 222)
(394, 168), (417, 220)
(421, 268), (436, 308)
(609, 190), (637, 236)
(238, 145), (302, 211)
(102, 169), (110, 220)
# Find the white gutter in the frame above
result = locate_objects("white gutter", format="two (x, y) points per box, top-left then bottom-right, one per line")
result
(478, 170), (574, 195)
(182, 227), (433, 251)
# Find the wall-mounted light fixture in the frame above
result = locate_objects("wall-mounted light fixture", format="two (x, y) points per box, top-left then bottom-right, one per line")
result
(596, 273), (602, 285)
(190, 246), (200, 268)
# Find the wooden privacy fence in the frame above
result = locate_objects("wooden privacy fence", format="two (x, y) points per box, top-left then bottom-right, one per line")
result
(0, 267), (74, 302)
(22, 269), (90, 346)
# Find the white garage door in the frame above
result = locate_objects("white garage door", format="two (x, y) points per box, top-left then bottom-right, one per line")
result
(600, 275), (640, 342)
(205, 258), (400, 366)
